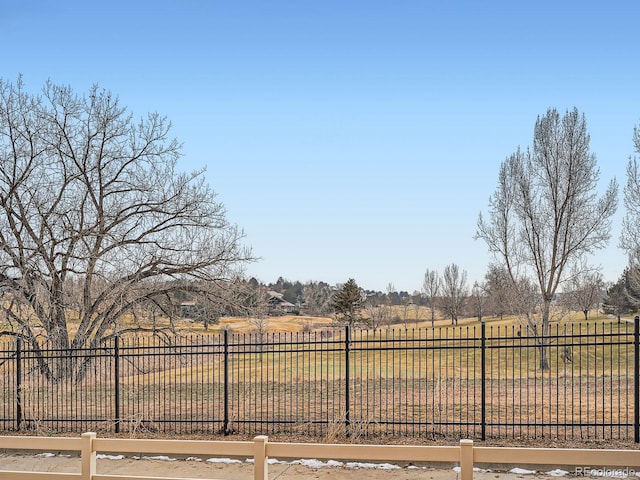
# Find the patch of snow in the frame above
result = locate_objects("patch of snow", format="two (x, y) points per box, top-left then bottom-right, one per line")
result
(35, 453), (56, 458)
(510, 467), (537, 474)
(185, 457), (202, 462)
(97, 454), (125, 460)
(547, 469), (569, 477)
(291, 458), (343, 468)
(141, 456), (176, 462)
(453, 466), (491, 473)
(345, 461), (401, 470)
(206, 458), (242, 464)
(267, 458), (289, 465)
(346, 461), (373, 469)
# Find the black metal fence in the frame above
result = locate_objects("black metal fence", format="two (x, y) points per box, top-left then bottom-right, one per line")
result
(0, 319), (638, 441)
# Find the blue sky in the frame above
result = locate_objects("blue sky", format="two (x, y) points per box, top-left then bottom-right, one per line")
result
(2, 1), (639, 292)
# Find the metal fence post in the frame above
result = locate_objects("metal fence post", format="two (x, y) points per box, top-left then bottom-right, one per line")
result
(224, 329), (230, 435)
(634, 316), (639, 443)
(481, 322), (487, 441)
(345, 326), (351, 434)
(114, 335), (120, 434)
(15, 337), (22, 431)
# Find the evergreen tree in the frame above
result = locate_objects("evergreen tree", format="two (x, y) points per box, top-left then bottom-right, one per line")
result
(330, 278), (365, 326)
(603, 268), (640, 321)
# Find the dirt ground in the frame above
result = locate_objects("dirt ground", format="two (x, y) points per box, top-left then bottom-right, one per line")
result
(0, 452), (579, 480)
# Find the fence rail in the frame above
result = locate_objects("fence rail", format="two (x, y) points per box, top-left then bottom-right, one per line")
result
(2, 433), (640, 480)
(0, 319), (638, 441)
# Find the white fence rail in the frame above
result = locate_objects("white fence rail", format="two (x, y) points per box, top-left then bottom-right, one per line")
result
(2, 433), (640, 480)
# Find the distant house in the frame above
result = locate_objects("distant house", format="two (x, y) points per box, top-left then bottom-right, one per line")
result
(267, 290), (298, 315)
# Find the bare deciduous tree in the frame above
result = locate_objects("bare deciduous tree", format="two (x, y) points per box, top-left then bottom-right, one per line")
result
(470, 281), (486, 322)
(483, 264), (514, 320)
(441, 263), (468, 325)
(422, 269), (440, 327)
(621, 125), (640, 268)
(0, 78), (251, 379)
(476, 107), (617, 370)
(562, 267), (604, 321)
(365, 295), (390, 332)
(301, 281), (333, 316)
(249, 288), (270, 354)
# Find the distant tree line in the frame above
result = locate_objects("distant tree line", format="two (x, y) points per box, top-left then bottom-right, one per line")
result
(211, 260), (606, 331)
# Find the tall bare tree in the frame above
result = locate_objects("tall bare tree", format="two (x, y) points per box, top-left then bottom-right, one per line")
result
(422, 269), (440, 327)
(0, 78), (251, 379)
(441, 263), (468, 325)
(621, 124), (640, 273)
(476, 107), (617, 369)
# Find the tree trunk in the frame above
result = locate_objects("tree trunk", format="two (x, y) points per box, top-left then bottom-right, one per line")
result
(538, 301), (551, 371)
(49, 311), (75, 381)
(538, 340), (550, 371)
